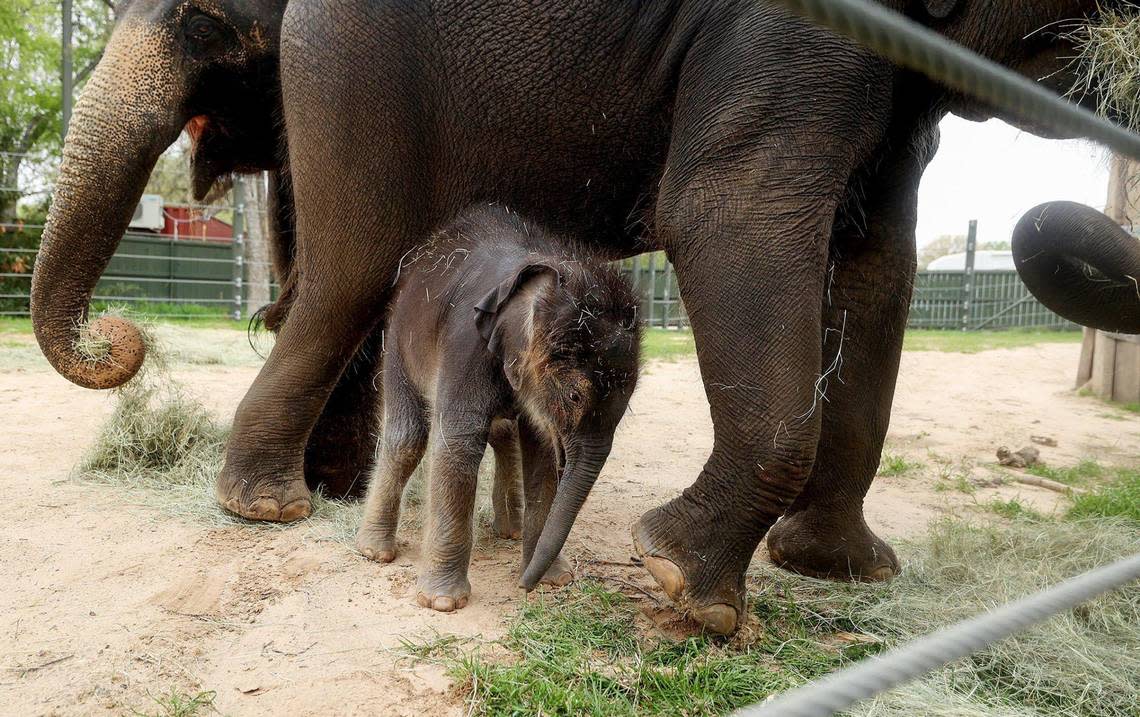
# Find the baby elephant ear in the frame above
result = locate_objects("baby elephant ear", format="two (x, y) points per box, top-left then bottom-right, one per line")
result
(922, 0), (961, 19)
(474, 263), (559, 358)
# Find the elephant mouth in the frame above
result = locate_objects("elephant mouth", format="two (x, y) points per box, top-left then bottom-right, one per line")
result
(185, 114), (242, 203)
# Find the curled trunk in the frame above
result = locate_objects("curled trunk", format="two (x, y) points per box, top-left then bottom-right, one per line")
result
(519, 435), (612, 590)
(1012, 201), (1140, 334)
(30, 20), (184, 388)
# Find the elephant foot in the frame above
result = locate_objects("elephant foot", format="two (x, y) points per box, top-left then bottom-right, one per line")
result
(216, 463), (312, 523)
(355, 524), (397, 563)
(416, 569), (472, 613)
(632, 503), (748, 635)
(493, 511), (523, 540)
(766, 508), (899, 582)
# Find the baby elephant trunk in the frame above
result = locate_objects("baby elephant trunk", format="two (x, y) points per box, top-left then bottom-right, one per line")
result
(519, 434), (613, 590)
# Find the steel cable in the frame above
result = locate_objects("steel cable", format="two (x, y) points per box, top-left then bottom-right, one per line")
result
(733, 551), (1140, 716)
(767, 0), (1140, 159)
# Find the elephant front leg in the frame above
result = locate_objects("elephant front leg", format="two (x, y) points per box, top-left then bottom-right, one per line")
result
(303, 328), (384, 500)
(767, 141), (932, 581)
(216, 271), (392, 522)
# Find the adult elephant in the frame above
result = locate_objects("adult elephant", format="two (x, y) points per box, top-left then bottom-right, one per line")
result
(29, 0), (381, 500)
(1012, 201), (1140, 333)
(32, 0), (1139, 633)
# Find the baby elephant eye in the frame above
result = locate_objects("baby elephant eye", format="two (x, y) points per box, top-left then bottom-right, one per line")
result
(567, 391), (581, 405)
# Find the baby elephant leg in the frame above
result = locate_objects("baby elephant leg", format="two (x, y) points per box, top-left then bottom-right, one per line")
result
(356, 363), (428, 562)
(417, 414), (488, 612)
(518, 418), (574, 587)
(487, 419), (524, 540)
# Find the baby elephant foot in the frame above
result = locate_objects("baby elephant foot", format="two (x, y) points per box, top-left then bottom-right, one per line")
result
(633, 503), (749, 636)
(355, 524), (397, 563)
(216, 462), (311, 523)
(416, 569), (472, 612)
(767, 508), (899, 582)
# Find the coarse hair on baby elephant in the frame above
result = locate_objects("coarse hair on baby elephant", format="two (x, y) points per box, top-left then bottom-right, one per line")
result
(355, 204), (642, 612)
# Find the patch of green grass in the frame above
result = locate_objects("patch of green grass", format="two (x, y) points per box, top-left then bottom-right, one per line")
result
(641, 328), (696, 362)
(985, 498), (1045, 521)
(1027, 459), (1107, 487)
(878, 452), (919, 477)
(1069, 468), (1140, 522)
(902, 329), (1081, 353)
(132, 689), (216, 717)
(441, 518), (1140, 716)
(446, 580), (875, 716)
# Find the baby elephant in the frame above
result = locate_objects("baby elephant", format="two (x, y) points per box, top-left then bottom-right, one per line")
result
(356, 204), (641, 612)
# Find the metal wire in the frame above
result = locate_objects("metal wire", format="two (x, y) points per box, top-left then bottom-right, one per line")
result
(767, 0), (1140, 160)
(734, 551), (1140, 717)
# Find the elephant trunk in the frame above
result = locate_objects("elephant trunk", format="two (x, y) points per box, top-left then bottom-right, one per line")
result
(1012, 201), (1140, 334)
(31, 20), (185, 388)
(519, 434), (612, 590)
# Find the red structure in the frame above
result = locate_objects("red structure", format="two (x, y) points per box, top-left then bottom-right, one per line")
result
(159, 206), (233, 242)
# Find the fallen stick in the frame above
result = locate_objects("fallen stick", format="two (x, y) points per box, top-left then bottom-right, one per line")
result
(1011, 475), (1078, 494)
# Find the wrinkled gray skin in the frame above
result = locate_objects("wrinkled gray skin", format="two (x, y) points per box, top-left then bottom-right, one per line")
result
(1012, 201), (1140, 333)
(31, 0), (1140, 634)
(356, 206), (641, 611)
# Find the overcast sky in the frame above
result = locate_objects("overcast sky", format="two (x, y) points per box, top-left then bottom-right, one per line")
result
(915, 115), (1111, 249)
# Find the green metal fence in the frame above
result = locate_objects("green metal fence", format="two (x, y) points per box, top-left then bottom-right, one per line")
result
(1, 235), (1077, 331)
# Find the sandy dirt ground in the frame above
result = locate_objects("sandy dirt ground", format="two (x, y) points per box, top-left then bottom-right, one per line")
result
(2, 331), (1138, 716)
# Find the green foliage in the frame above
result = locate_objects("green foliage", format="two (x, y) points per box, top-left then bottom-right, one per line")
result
(878, 452), (918, 477)
(1027, 459), (1107, 487)
(439, 580), (875, 716)
(0, 0), (113, 215)
(132, 689), (217, 717)
(1069, 468), (1140, 522)
(0, 222), (39, 313)
(438, 517), (1140, 716)
(986, 498), (1045, 521)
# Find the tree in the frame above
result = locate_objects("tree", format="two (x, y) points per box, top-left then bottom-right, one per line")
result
(917, 233), (1011, 269)
(0, 0), (114, 222)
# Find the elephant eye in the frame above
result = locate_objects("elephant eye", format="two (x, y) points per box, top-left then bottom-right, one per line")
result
(567, 391), (581, 405)
(184, 13), (223, 49)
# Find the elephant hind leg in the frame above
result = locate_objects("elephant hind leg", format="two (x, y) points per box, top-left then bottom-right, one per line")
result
(487, 419), (524, 540)
(767, 135), (932, 582)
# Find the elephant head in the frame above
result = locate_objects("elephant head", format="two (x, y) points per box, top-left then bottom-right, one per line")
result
(475, 261), (642, 591)
(918, 1), (1139, 134)
(1012, 201), (1140, 333)
(31, 0), (287, 388)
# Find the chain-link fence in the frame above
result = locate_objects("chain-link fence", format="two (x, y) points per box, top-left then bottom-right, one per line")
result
(0, 159), (277, 320)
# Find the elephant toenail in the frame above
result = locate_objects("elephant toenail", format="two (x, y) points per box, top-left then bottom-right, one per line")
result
(693, 604), (738, 635)
(433, 596), (455, 612)
(416, 593), (431, 609)
(247, 497), (281, 520)
(280, 498), (312, 521)
(642, 555), (685, 601)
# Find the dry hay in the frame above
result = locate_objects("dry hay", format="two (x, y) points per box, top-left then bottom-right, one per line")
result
(803, 518), (1140, 717)
(1066, 5), (1140, 131)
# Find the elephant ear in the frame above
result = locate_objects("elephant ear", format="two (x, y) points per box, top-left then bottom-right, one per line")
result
(474, 263), (560, 363)
(922, 0), (961, 20)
